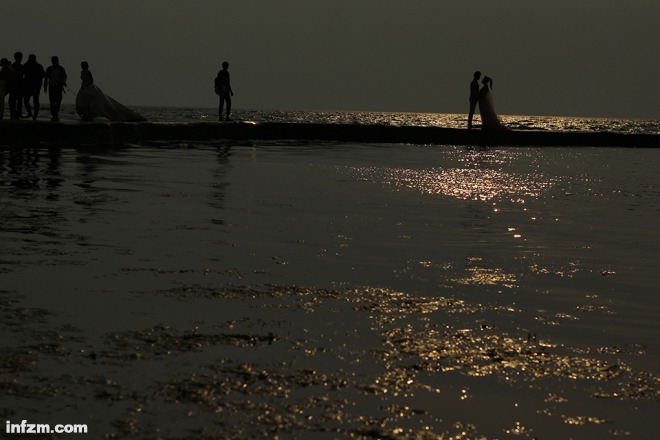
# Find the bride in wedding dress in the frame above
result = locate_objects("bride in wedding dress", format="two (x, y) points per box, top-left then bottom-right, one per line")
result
(76, 61), (145, 122)
(478, 76), (506, 130)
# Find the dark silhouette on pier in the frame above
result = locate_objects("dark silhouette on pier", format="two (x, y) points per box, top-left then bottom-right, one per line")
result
(214, 61), (233, 121)
(23, 54), (46, 120)
(9, 52), (24, 119)
(0, 58), (17, 120)
(468, 71), (481, 129)
(44, 56), (67, 122)
(75, 61), (145, 122)
(478, 76), (506, 130)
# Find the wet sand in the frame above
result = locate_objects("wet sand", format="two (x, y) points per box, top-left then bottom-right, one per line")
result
(0, 142), (658, 438)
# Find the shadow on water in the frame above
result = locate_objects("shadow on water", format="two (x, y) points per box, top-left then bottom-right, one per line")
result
(1, 147), (62, 192)
(210, 144), (232, 224)
(0, 142), (235, 275)
(0, 148), (65, 244)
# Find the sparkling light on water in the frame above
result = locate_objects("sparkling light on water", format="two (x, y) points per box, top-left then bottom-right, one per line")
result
(350, 165), (555, 202)
(131, 106), (660, 134)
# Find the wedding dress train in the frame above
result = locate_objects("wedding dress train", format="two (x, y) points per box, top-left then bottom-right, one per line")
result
(478, 87), (506, 130)
(76, 71), (145, 122)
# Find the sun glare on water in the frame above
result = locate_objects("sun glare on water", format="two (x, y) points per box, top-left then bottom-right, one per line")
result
(351, 165), (555, 203)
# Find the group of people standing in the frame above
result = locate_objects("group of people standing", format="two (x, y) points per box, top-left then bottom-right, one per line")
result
(0, 51), (145, 122)
(1, 52), (232, 123)
(0, 52), (67, 121)
(4, 54), (503, 128)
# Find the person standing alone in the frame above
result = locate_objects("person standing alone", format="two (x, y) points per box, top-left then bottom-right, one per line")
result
(214, 61), (233, 121)
(468, 70), (481, 129)
(44, 56), (67, 121)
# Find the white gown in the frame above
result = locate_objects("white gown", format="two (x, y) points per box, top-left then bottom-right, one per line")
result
(76, 70), (145, 122)
(478, 86), (506, 130)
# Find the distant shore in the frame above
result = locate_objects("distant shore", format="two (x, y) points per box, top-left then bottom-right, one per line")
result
(1, 119), (658, 148)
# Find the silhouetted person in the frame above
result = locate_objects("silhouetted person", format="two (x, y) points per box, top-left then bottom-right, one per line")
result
(80, 61), (94, 87)
(214, 61), (233, 121)
(478, 76), (506, 130)
(75, 61), (145, 122)
(468, 71), (481, 129)
(1, 58), (18, 120)
(77, 61), (94, 120)
(23, 54), (45, 120)
(44, 56), (67, 121)
(9, 52), (24, 119)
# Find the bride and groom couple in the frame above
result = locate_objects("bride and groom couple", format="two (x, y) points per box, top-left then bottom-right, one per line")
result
(468, 70), (506, 130)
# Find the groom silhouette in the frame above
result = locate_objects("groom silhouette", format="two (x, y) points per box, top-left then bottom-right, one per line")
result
(468, 71), (481, 129)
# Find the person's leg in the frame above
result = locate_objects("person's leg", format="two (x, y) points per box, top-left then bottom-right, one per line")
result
(16, 87), (23, 118)
(9, 90), (17, 119)
(225, 95), (231, 120)
(33, 90), (40, 120)
(50, 88), (62, 120)
(0, 81), (5, 120)
(24, 91), (32, 118)
(49, 89), (55, 119)
(468, 100), (477, 129)
(219, 96), (225, 121)
(54, 88), (62, 120)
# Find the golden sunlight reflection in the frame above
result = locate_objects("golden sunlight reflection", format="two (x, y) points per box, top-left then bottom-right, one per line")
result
(451, 257), (517, 288)
(451, 266), (517, 288)
(415, 258), (518, 289)
(350, 166), (555, 202)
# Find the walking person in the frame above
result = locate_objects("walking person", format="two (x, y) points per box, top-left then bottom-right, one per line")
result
(23, 54), (45, 120)
(468, 71), (481, 129)
(214, 61), (233, 121)
(44, 56), (67, 121)
(9, 52), (24, 119)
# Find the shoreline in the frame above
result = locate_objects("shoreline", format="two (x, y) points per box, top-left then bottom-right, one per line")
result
(1, 120), (658, 147)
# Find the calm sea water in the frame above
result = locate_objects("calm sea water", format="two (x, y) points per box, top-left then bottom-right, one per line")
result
(51, 104), (660, 135)
(0, 109), (659, 438)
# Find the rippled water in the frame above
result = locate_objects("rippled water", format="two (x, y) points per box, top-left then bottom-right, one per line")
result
(50, 104), (660, 134)
(154, 108), (660, 134)
(0, 142), (658, 438)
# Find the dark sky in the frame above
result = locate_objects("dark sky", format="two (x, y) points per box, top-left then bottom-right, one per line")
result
(3, 0), (658, 119)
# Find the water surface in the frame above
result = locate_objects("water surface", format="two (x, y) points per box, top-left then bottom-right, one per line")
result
(0, 142), (658, 438)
